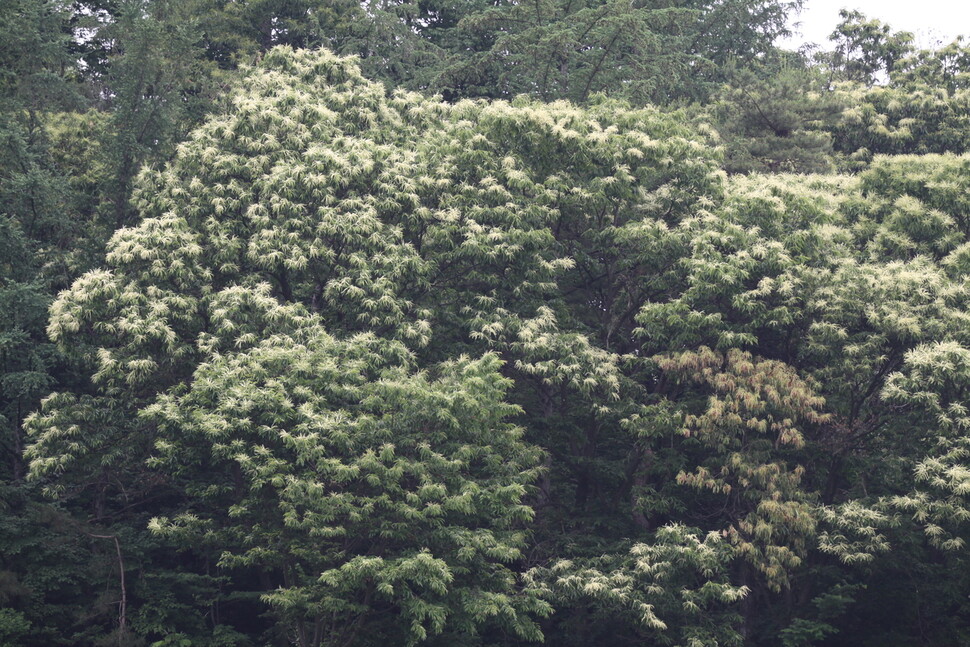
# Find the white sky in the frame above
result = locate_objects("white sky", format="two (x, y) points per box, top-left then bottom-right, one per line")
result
(781, 0), (970, 50)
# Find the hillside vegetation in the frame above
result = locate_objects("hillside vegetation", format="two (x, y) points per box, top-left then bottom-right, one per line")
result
(4, 2), (970, 645)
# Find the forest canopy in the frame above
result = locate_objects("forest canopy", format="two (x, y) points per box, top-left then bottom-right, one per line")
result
(5, 2), (970, 646)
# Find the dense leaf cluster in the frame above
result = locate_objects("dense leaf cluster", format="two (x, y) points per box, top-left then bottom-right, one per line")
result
(6, 3), (970, 647)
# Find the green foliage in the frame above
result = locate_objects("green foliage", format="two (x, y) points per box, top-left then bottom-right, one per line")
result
(825, 9), (914, 86)
(0, 0), (99, 487)
(777, 584), (860, 647)
(92, 0), (221, 228)
(659, 348), (825, 592)
(146, 324), (545, 645)
(894, 38), (970, 96)
(28, 47), (723, 645)
(0, 608), (30, 646)
(401, 0), (801, 103)
(10, 3), (970, 643)
(816, 502), (893, 565)
(435, 0), (700, 103)
(191, 0), (365, 63)
(0, 0), (80, 109)
(831, 86), (970, 165)
(714, 63), (844, 174)
(883, 342), (970, 551)
(526, 524), (746, 646)
(629, 162), (970, 641)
